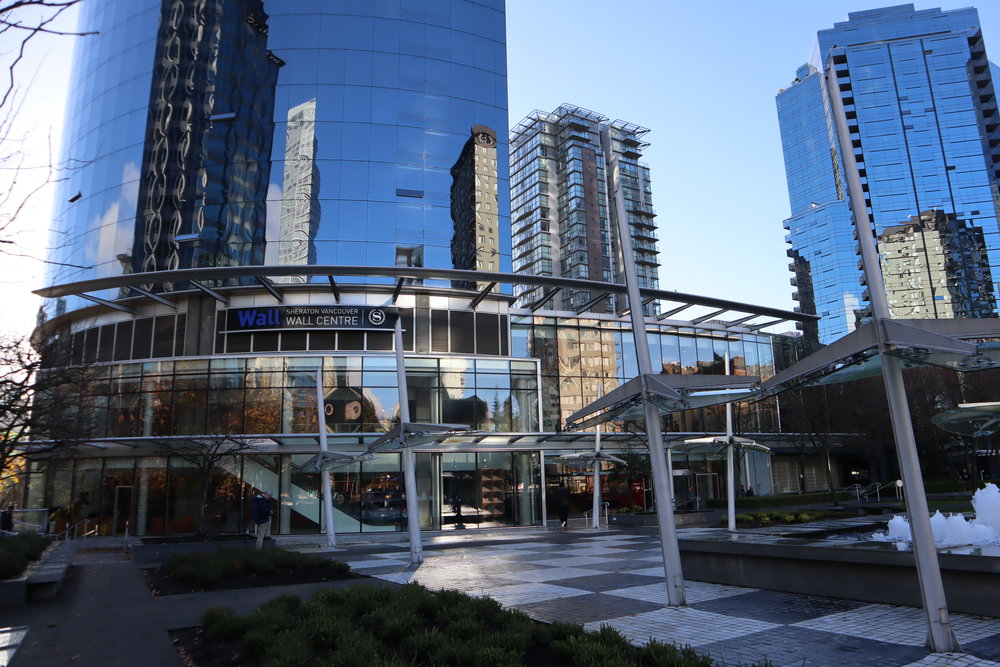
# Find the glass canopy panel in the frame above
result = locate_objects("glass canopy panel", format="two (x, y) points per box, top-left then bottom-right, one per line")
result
(931, 404), (1000, 437)
(887, 341), (1000, 372)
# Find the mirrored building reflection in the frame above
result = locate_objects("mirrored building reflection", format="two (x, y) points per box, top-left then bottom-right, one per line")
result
(132, 0), (279, 280)
(277, 98), (320, 282)
(777, 5), (1000, 344)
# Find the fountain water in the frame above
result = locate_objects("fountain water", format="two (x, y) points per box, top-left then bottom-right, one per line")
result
(873, 483), (1000, 548)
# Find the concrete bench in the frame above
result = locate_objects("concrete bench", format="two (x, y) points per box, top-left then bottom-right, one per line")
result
(0, 541), (74, 605)
(27, 560), (71, 600)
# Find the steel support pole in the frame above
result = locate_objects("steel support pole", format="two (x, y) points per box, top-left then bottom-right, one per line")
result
(315, 361), (337, 548)
(613, 168), (686, 606)
(725, 353), (736, 532)
(395, 317), (423, 564)
(826, 63), (959, 653)
(592, 420), (602, 530)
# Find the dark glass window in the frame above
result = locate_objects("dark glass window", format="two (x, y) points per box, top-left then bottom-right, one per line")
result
(431, 310), (449, 352)
(174, 315), (186, 356)
(133, 318), (153, 359)
(114, 321), (133, 361)
(400, 308), (414, 351)
(451, 311), (475, 353)
(367, 331), (393, 350)
(252, 332), (279, 352)
(280, 332), (308, 351)
(97, 324), (115, 362)
(152, 316), (175, 358)
(499, 315), (509, 355)
(309, 331), (336, 351)
(339, 331), (364, 350)
(72, 331), (86, 365)
(227, 333), (251, 353)
(475, 313), (499, 355)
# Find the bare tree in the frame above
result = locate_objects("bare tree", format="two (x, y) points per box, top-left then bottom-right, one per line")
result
(159, 434), (260, 534)
(0, 332), (97, 500)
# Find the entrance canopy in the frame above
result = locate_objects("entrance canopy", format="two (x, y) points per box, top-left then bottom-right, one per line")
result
(759, 318), (1000, 396)
(679, 435), (770, 456)
(932, 402), (1000, 438)
(564, 373), (760, 431)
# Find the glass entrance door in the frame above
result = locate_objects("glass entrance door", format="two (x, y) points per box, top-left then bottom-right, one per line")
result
(112, 485), (134, 536)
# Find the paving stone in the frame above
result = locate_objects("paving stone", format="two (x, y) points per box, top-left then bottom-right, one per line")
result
(690, 589), (868, 624)
(543, 572), (663, 593)
(514, 592), (662, 624)
(698, 626), (927, 667)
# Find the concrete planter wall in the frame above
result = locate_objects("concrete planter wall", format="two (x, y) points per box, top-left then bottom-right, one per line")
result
(610, 512), (711, 528)
(678, 537), (1000, 618)
(132, 535), (274, 563)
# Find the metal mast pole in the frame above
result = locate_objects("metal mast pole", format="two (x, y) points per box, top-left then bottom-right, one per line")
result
(725, 352), (736, 532)
(826, 64), (959, 652)
(315, 359), (337, 548)
(615, 190), (686, 606)
(395, 316), (423, 564)
(592, 390), (602, 530)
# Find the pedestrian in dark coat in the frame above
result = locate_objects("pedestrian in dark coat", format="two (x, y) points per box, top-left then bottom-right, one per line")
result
(253, 492), (272, 549)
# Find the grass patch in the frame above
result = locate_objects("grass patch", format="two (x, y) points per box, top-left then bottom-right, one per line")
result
(185, 584), (771, 666)
(0, 534), (52, 579)
(154, 547), (351, 593)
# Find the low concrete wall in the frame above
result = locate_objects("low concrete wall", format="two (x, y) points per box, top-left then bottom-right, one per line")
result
(679, 537), (1000, 618)
(132, 535), (274, 563)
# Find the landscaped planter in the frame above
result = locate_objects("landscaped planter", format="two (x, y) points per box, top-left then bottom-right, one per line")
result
(609, 511), (711, 528)
(132, 534), (274, 563)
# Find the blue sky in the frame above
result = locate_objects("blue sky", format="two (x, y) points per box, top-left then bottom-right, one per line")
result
(506, 0), (1000, 319)
(5, 1), (1000, 336)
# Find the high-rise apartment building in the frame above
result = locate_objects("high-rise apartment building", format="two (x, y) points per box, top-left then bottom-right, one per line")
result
(777, 4), (1000, 344)
(509, 105), (659, 313)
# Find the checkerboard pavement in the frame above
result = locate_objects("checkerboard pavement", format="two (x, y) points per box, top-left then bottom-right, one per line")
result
(351, 531), (1000, 667)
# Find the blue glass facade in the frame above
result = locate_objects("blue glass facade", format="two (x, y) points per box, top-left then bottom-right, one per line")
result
(46, 0), (510, 309)
(778, 4), (1000, 343)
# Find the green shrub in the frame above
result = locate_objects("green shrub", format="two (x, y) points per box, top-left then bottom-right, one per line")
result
(0, 534), (52, 580)
(204, 584), (769, 666)
(162, 547), (348, 589)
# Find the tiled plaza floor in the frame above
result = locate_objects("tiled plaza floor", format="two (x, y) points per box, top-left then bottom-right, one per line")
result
(3, 528), (1000, 666)
(349, 530), (1000, 667)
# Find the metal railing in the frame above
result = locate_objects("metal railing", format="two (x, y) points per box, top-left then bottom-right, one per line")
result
(57, 519), (98, 541)
(674, 496), (702, 511)
(582, 502), (611, 527)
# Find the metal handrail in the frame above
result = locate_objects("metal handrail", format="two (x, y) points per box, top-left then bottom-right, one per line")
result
(58, 519), (96, 541)
(674, 496), (702, 511)
(582, 502), (611, 527)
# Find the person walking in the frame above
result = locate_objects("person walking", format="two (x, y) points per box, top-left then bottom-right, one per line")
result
(0, 504), (14, 534)
(252, 491), (273, 549)
(556, 482), (571, 528)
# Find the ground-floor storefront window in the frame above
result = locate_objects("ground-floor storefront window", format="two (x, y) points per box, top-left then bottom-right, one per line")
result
(17, 451), (543, 536)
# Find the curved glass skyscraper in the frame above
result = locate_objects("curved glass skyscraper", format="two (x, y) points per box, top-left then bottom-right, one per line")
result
(47, 0), (510, 310)
(19, 0), (813, 539)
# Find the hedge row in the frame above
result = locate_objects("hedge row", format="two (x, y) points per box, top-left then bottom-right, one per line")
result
(0, 534), (52, 580)
(705, 490), (851, 509)
(201, 584), (773, 666)
(164, 547), (349, 589)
